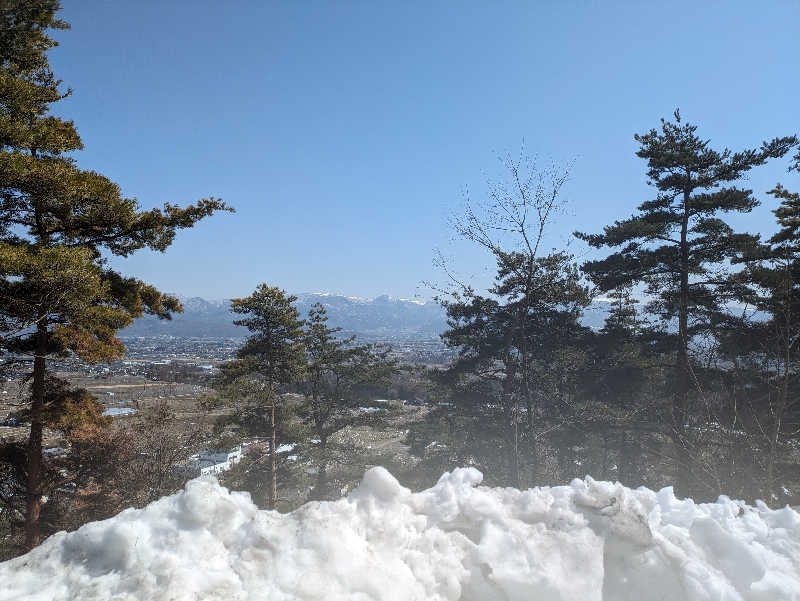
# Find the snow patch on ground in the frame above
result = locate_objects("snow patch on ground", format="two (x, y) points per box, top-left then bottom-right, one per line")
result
(2, 468), (800, 600)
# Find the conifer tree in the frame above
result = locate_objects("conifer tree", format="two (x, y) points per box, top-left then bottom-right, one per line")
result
(586, 287), (651, 411)
(575, 110), (797, 495)
(600, 287), (641, 336)
(582, 288), (659, 485)
(721, 152), (800, 499)
(299, 303), (395, 500)
(0, 0), (231, 547)
(221, 284), (305, 509)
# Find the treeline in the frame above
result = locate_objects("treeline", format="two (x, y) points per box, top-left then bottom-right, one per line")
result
(412, 115), (800, 505)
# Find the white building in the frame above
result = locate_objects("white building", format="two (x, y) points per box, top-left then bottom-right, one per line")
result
(181, 445), (244, 477)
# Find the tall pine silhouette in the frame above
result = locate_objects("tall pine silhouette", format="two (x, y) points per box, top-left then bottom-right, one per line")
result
(575, 111), (797, 495)
(0, 0), (231, 547)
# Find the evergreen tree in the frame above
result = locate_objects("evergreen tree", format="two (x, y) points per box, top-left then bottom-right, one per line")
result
(585, 288), (650, 414)
(299, 303), (395, 500)
(211, 373), (306, 509)
(720, 155), (800, 499)
(581, 288), (660, 486)
(600, 287), (641, 336)
(219, 284), (305, 509)
(575, 110), (797, 495)
(0, 0), (231, 547)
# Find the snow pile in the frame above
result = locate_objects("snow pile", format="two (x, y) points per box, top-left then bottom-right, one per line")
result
(2, 468), (800, 601)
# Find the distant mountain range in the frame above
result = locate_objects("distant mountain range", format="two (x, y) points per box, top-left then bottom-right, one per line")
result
(120, 294), (448, 340)
(120, 293), (613, 340)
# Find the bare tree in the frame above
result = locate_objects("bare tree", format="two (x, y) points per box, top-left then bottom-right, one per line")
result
(435, 151), (589, 487)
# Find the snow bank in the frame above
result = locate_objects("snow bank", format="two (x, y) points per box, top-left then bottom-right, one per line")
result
(2, 468), (800, 601)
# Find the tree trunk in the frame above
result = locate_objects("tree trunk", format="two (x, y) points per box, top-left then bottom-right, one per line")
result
(269, 400), (277, 510)
(502, 347), (520, 488)
(767, 258), (793, 501)
(521, 358), (538, 488)
(674, 186), (692, 497)
(25, 315), (47, 549)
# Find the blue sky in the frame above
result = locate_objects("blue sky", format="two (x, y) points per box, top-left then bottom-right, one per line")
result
(51, 1), (799, 300)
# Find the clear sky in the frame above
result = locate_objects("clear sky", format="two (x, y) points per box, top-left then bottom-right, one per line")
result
(51, 1), (799, 300)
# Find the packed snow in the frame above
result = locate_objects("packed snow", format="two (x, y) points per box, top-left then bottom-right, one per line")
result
(2, 467), (800, 601)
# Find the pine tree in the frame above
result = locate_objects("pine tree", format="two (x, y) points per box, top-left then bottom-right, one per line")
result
(600, 287), (641, 336)
(582, 288), (660, 486)
(722, 152), (800, 499)
(220, 284), (305, 509)
(300, 303), (395, 500)
(575, 110), (797, 495)
(0, 0), (231, 547)
(587, 287), (651, 413)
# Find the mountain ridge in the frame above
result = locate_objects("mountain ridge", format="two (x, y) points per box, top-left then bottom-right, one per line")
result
(120, 293), (613, 340)
(121, 293), (449, 340)
(120, 292), (609, 340)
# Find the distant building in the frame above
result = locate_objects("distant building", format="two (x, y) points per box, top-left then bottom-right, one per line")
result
(102, 407), (137, 417)
(180, 445), (244, 477)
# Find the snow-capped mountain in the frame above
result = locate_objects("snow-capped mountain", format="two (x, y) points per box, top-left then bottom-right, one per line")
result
(120, 293), (448, 340)
(119, 293), (616, 340)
